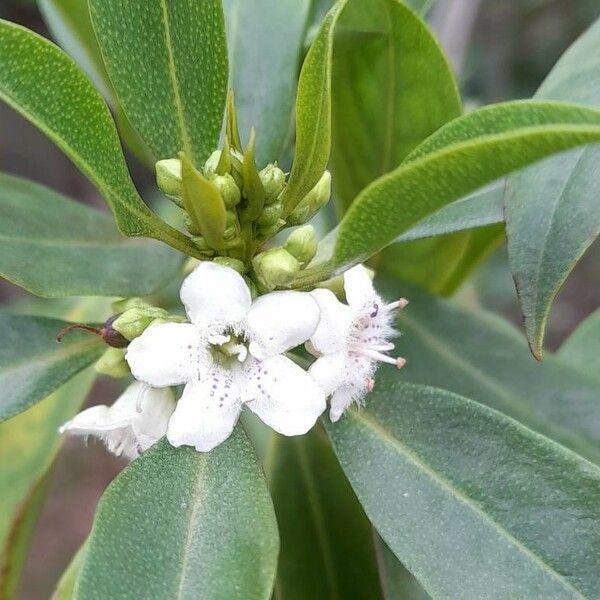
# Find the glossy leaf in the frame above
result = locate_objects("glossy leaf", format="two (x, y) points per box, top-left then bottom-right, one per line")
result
(76, 432), (278, 600)
(0, 315), (103, 422)
(89, 0), (228, 167)
(331, 0), (461, 211)
(265, 426), (383, 599)
(505, 18), (600, 359)
(0, 173), (182, 298)
(223, 0), (310, 166)
(282, 0), (348, 215)
(331, 101), (600, 270)
(557, 307), (600, 381)
(384, 280), (600, 464)
(0, 20), (197, 256)
(327, 382), (600, 599)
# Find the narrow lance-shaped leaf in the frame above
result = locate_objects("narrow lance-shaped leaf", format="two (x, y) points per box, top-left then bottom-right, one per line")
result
(223, 0), (311, 166)
(329, 101), (600, 274)
(383, 279), (600, 465)
(75, 432), (279, 600)
(557, 307), (600, 382)
(261, 424), (385, 599)
(0, 173), (182, 298)
(331, 0), (461, 212)
(282, 0), (348, 215)
(89, 0), (228, 167)
(0, 20), (198, 257)
(0, 315), (103, 422)
(505, 17), (600, 359)
(327, 382), (600, 599)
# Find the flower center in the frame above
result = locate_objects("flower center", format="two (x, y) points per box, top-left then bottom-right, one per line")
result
(207, 330), (249, 366)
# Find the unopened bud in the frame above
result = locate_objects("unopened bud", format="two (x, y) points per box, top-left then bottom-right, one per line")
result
(112, 297), (151, 314)
(156, 159), (182, 201)
(95, 347), (129, 378)
(211, 173), (241, 208)
(112, 306), (168, 341)
(286, 171), (331, 226)
(203, 150), (222, 177)
(257, 202), (282, 228)
(253, 247), (300, 291)
(214, 257), (246, 274)
(260, 164), (286, 204)
(284, 225), (317, 266)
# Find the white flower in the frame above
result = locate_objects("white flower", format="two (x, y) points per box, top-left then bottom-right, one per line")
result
(308, 265), (408, 422)
(125, 262), (325, 452)
(60, 382), (175, 461)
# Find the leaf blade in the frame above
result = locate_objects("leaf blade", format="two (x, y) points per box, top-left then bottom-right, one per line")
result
(75, 431), (278, 600)
(327, 382), (600, 599)
(89, 0), (228, 166)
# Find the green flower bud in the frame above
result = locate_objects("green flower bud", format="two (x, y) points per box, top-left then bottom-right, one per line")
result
(95, 347), (130, 378)
(112, 297), (151, 314)
(156, 159), (183, 203)
(284, 225), (317, 266)
(286, 171), (331, 226)
(252, 247), (300, 291)
(213, 257), (246, 274)
(257, 202), (282, 228)
(259, 164), (286, 204)
(211, 173), (241, 208)
(112, 306), (168, 341)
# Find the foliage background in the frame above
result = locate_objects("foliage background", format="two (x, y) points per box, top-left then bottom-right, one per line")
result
(0, 0), (599, 597)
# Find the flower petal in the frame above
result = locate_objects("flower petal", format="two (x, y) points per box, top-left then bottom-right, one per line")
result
(243, 356), (325, 436)
(308, 352), (348, 396)
(309, 289), (354, 354)
(329, 386), (358, 423)
(167, 369), (242, 452)
(126, 323), (207, 387)
(180, 262), (251, 329)
(128, 383), (176, 452)
(344, 265), (375, 308)
(247, 291), (320, 356)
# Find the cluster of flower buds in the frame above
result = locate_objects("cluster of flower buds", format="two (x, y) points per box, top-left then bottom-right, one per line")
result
(155, 94), (332, 293)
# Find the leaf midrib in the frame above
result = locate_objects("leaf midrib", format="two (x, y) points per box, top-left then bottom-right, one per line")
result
(175, 454), (207, 599)
(347, 409), (586, 598)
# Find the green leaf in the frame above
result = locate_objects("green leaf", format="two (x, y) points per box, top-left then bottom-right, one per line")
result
(282, 0), (348, 215)
(52, 545), (86, 600)
(223, 0), (311, 166)
(264, 425), (384, 599)
(505, 18), (600, 359)
(557, 307), (600, 381)
(0, 470), (51, 600)
(327, 382), (600, 599)
(0, 371), (95, 597)
(394, 183), (505, 242)
(0, 20), (197, 256)
(330, 101), (600, 273)
(76, 432), (278, 600)
(0, 173), (182, 298)
(89, 0), (228, 166)
(374, 535), (431, 600)
(0, 315), (103, 422)
(37, 0), (112, 98)
(331, 0), (461, 212)
(386, 280), (600, 464)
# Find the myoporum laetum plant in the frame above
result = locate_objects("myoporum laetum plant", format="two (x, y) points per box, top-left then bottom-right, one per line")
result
(1, 1), (600, 598)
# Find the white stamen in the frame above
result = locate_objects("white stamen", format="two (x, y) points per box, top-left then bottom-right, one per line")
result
(386, 298), (409, 311)
(208, 333), (231, 345)
(358, 348), (399, 365)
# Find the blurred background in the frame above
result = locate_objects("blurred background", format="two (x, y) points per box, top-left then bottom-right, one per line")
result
(1, 0), (599, 597)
